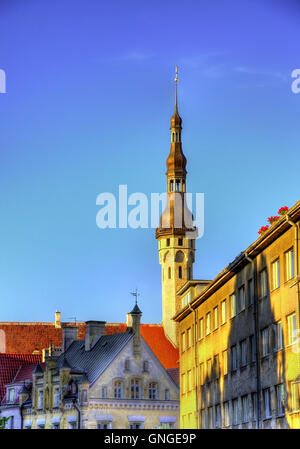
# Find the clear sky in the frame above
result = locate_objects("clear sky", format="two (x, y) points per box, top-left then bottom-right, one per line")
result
(0, 0), (299, 324)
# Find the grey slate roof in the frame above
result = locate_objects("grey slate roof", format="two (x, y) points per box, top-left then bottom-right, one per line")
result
(56, 331), (133, 386)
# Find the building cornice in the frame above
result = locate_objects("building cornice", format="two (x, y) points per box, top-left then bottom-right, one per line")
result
(173, 200), (300, 322)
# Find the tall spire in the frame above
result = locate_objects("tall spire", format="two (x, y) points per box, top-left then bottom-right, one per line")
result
(171, 65), (182, 129)
(174, 65), (178, 113)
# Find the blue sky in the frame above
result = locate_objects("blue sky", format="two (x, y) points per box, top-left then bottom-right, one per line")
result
(0, 0), (299, 324)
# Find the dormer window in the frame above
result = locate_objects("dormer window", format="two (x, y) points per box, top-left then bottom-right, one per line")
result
(102, 386), (107, 399)
(7, 388), (15, 403)
(114, 380), (124, 399)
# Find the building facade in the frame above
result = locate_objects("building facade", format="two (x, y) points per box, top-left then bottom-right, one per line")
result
(20, 306), (179, 429)
(174, 201), (300, 429)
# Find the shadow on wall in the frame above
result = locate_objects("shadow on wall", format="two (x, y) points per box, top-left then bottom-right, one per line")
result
(199, 253), (288, 429)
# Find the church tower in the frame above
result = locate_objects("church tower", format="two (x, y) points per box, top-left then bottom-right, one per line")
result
(156, 68), (197, 348)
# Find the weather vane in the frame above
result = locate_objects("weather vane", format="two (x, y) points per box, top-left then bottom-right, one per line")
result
(130, 288), (140, 305)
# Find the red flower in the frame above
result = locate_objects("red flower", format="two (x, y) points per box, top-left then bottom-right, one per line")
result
(268, 216), (280, 224)
(258, 225), (269, 235)
(278, 206), (288, 215)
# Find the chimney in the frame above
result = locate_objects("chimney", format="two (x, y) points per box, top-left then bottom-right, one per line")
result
(128, 303), (142, 357)
(55, 310), (61, 328)
(62, 325), (78, 352)
(85, 321), (106, 351)
(126, 313), (133, 327)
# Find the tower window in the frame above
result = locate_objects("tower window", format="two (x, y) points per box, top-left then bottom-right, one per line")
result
(166, 238), (170, 247)
(179, 266), (182, 279)
(175, 179), (180, 191)
(168, 267), (171, 279)
(169, 180), (174, 192)
(178, 238), (183, 246)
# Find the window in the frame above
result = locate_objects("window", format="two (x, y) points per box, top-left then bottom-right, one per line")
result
(98, 422), (110, 429)
(238, 286), (245, 312)
(165, 389), (170, 400)
(53, 386), (60, 408)
(206, 312), (211, 335)
(248, 279), (254, 305)
(182, 291), (191, 308)
(251, 393), (257, 421)
(168, 267), (171, 279)
(102, 386), (107, 399)
(143, 360), (149, 372)
(275, 321), (283, 351)
(250, 335), (256, 363)
(285, 248), (294, 281)
(208, 407), (213, 429)
(231, 345), (237, 371)
(166, 238), (170, 246)
(114, 380), (123, 399)
(181, 332), (186, 352)
(221, 299), (227, 324)
(213, 307), (218, 330)
(240, 339), (247, 367)
(230, 294), (237, 318)
(125, 359), (130, 371)
(263, 388), (272, 419)
(287, 313), (297, 345)
(181, 373), (186, 394)
(187, 370), (192, 391)
(130, 423), (142, 429)
(178, 266), (182, 279)
(206, 359), (212, 382)
(291, 381), (300, 412)
(8, 388), (15, 403)
(178, 238), (183, 246)
(242, 395), (249, 423)
(224, 402), (230, 427)
(199, 318), (204, 340)
(213, 354), (220, 379)
(68, 421), (77, 429)
(215, 404), (221, 429)
(52, 423), (60, 429)
(187, 327), (191, 348)
(199, 363), (204, 385)
(223, 350), (228, 376)
(271, 259), (280, 290)
(233, 398), (239, 425)
(262, 328), (270, 356)
(260, 269), (268, 298)
(149, 382), (158, 400)
(276, 384), (285, 416)
(38, 389), (44, 410)
(131, 378), (141, 399)
(201, 409), (207, 429)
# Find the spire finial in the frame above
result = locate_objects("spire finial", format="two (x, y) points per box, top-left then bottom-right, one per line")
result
(174, 65), (178, 111)
(130, 288), (140, 306)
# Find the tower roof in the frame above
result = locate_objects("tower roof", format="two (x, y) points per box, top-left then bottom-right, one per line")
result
(130, 303), (142, 315)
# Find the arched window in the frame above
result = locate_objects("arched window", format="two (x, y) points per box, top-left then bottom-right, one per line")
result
(149, 382), (158, 400)
(176, 179), (180, 191)
(131, 378), (141, 399)
(168, 267), (171, 279)
(169, 180), (174, 192)
(179, 266), (182, 279)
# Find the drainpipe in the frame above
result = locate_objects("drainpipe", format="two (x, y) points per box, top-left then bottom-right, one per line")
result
(245, 253), (260, 429)
(188, 304), (199, 429)
(285, 215), (300, 345)
(73, 399), (81, 429)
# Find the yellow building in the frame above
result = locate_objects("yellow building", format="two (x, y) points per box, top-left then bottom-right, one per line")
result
(21, 305), (179, 429)
(174, 201), (300, 429)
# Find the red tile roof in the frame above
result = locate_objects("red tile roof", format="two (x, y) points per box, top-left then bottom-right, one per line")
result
(0, 321), (179, 370)
(0, 354), (42, 401)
